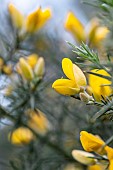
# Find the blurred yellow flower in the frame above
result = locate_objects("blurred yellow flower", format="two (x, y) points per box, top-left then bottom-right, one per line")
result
(80, 131), (106, 155)
(8, 4), (24, 29)
(52, 58), (86, 95)
(27, 54), (39, 69)
(89, 69), (112, 101)
(65, 12), (109, 47)
(18, 58), (34, 81)
(80, 131), (113, 170)
(16, 54), (45, 81)
(26, 7), (51, 33)
(0, 57), (12, 75)
(9, 127), (34, 145)
(27, 109), (51, 135)
(8, 3), (51, 33)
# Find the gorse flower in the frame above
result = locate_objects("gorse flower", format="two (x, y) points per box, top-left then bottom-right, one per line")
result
(16, 54), (45, 81)
(0, 57), (12, 75)
(52, 58), (87, 96)
(89, 69), (112, 101)
(72, 130), (113, 170)
(9, 127), (34, 145)
(8, 3), (51, 33)
(65, 12), (109, 47)
(80, 131), (106, 155)
(26, 109), (51, 135)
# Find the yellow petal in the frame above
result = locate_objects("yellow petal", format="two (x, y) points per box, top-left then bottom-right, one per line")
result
(109, 159), (113, 170)
(9, 127), (34, 145)
(72, 150), (97, 165)
(62, 58), (75, 81)
(105, 146), (113, 161)
(93, 27), (109, 46)
(80, 131), (105, 155)
(65, 12), (85, 43)
(35, 8), (51, 31)
(26, 7), (41, 33)
(19, 58), (34, 81)
(52, 79), (80, 95)
(27, 54), (38, 68)
(89, 69), (112, 101)
(73, 63), (87, 87)
(8, 4), (24, 29)
(34, 57), (45, 77)
(86, 18), (99, 45)
(26, 7), (51, 33)
(88, 164), (107, 170)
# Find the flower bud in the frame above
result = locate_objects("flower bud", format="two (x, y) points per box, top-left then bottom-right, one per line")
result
(19, 58), (34, 81)
(8, 4), (24, 29)
(72, 150), (97, 165)
(34, 57), (45, 77)
(79, 92), (94, 103)
(27, 109), (51, 135)
(3, 64), (12, 75)
(9, 127), (34, 145)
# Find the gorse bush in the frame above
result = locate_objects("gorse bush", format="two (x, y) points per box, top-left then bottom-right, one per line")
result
(0, 1), (113, 170)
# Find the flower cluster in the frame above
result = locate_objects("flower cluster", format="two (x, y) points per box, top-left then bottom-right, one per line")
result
(8, 4), (51, 34)
(65, 12), (109, 47)
(72, 131), (113, 170)
(9, 109), (51, 145)
(16, 54), (45, 81)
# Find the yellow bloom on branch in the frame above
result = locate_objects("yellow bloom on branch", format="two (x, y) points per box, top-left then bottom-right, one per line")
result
(89, 69), (112, 101)
(26, 7), (51, 33)
(16, 54), (45, 81)
(8, 4), (24, 29)
(27, 109), (51, 135)
(8, 3), (51, 33)
(65, 12), (85, 43)
(79, 131), (113, 170)
(9, 127), (34, 145)
(65, 12), (109, 47)
(80, 131), (106, 155)
(52, 58), (86, 96)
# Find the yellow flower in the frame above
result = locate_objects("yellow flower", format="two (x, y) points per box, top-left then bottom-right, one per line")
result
(3, 64), (12, 75)
(8, 3), (51, 33)
(80, 131), (113, 170)
(52, 58), (86, 95)
(65, 12), (109, 47)
(27, 109), (51, 135)
(72, 150), (97, 165)
(80, 131), (106, 155)
(8, 4), (24, 29)
(26, 7), (51, 33)
(65, 12), (85, 43)
(89, 69), (112, 101)
(9, 127), (34, 145)
(16, 54), (45, 81)
(34, 57), (45, 77)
